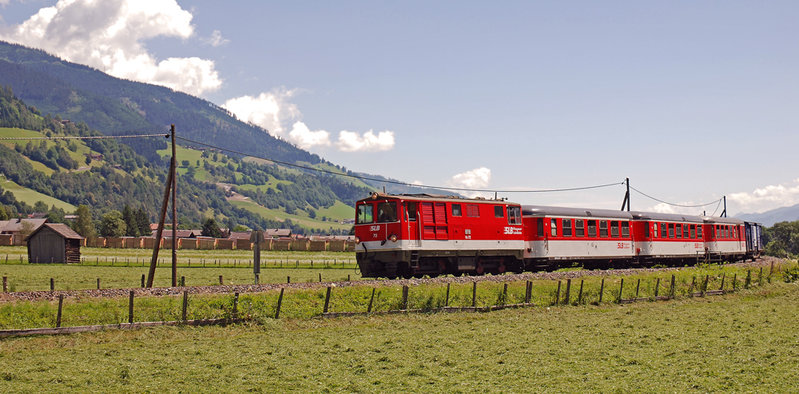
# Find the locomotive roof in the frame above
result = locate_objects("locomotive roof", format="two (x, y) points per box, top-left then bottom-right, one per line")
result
(522, 205), (633, 219)
(702, 216), (744, 225)
(357, 193), (518, 205)
(630, 211), (705, 223)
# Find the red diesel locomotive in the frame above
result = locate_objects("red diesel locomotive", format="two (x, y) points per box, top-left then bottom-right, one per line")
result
(354, 193), (763, 278)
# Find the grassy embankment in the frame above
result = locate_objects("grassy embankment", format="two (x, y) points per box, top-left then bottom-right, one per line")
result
(1, 260), (795, 332)
(0, 277), (798, 391)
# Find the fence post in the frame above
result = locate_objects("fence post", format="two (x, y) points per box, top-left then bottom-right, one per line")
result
(745, 270), (751, 288)
(525, 281), (532, 304)
(654, 278), (660, 299)
(50, 278), (54, 291)
(319, 273), (322, 282)
(689, 276), (696, 296)
(128, 290), (134, 324)
(255, 274), (259, 285)
(618, 278), (624, 303)
(599, 278), (605, 303)
(3, 276), (7, 293)
(635, 279), (641, 299)
(702, 275), (709, 296)
(219, 275), (224, 285)
(182, 290), (188, 321)
(141, 274), (145, 288)
(564, 279), (571, 306)
(323, 286), (332, 313)
(367, 288), (376, 313)
(402, 285), (409, 310)
(445, 283), (450, 307)
(554, 281), (561, 306)
(472, 282), (477, 308)
(720, 274), (726, 291)
(97, 278), (100, 290)
(232, 293), (239, 318)
(758, 267), (763, 286)
(733, 273), (737, 291)
(275, 288), (284, 319)
(502, 283), (508, 306)
(670, 274), (676, 299)
(180, 276), (185, 287)
(577, 280), (584, 304)
(56, 294), (64, 328)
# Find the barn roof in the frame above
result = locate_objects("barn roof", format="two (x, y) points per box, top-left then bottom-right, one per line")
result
(26, 223), (84, 241)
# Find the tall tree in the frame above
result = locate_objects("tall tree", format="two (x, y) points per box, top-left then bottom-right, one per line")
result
(99, 210), (126, 237)
(201, 218), (223, 238)
(122, 205), (137, 236)
(73, 205), (96, 239)
(134, 207), (150, 236)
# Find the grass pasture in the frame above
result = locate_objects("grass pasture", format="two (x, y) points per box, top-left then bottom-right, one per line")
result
(1, 281), (798, 391)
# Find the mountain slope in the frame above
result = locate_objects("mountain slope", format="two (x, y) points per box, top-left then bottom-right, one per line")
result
(736, 204), (799, 227)
(0, 40), (320, 166)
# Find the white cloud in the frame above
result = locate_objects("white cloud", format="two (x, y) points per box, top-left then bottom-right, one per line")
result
(728, 178), (799, 214)
(206, 29), (229, 47)
(288, 121), (330, 149)
(336, 130), (395, 152)
(446, 167), (491, 198)
(224, 90), (395, 152)
(222, 89), (300, 137)
(0, 0), (222, 96)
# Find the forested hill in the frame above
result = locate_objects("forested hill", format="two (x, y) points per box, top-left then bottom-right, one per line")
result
(0, 40), (318, 165)
(0, 88), (372, 234)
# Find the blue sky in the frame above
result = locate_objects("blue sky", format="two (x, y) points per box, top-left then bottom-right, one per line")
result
(1, 1), (798, 215)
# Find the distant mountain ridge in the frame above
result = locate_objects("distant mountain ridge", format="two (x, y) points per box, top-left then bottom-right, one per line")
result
(736, 203), (799, 227)
(0, 40), (319, 165)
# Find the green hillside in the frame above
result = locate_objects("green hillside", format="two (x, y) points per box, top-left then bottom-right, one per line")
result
(0, 176), (75, 212)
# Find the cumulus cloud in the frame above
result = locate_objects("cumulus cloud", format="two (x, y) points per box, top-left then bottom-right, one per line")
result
(288, 121), (331, 149)
(445, 167), (492, 197)
(205, 29), (229, 47)
(728, 178), (799, 214)
(224, 90), (395, 152)
(0, 0), (222, 96)
(336, 130), (395, 152)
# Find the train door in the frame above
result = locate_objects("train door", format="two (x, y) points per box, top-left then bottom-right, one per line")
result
(421, 202), (448, 240)
(405, 201), (420, 247)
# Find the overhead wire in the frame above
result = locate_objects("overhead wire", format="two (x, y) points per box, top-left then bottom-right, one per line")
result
(175, 135), (625, 194)
(630, 185), (722, 208)
(0, 132), (170, 140)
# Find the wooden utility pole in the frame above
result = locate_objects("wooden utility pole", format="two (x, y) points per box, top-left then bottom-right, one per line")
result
(171, 125), (178, 287)
(146, 125), (177, 288)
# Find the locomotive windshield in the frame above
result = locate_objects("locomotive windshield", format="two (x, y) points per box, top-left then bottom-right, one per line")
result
(377, 201), (397, 223)
(357, 204), (373, 224)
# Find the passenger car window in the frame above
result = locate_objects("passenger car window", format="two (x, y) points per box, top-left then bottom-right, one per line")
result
(588, 220), (597, 237)
(575, 220), (585, 237)
(668, 223), (674, 238)
(690, 224), (696, 238)
(376, 202), (397, 223)
(599, 220), (608, 237)
(563, 219), (572, 237)
(357, 204), (373, 224)
(610, 221), (619, 237)
(621, 222), (629, 237)
(661, 222), (667, 238)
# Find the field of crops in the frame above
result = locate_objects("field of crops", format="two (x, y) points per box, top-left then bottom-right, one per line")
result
(1, 278), (797, 391)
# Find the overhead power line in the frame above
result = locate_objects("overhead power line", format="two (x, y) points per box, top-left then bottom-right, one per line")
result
(630, 185), (722, 208)
(175, 135), (624, 194)
(0, 133), (170, 140)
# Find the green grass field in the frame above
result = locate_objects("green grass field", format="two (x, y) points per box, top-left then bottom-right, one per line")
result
(231, 199), (351, 232)
(0, 279), (797, 391)
(0, 177), (76, 212)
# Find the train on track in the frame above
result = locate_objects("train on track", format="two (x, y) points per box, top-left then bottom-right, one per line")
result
(354, 193), (764, 279)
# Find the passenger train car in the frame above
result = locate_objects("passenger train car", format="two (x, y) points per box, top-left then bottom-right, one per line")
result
(354, 193), (764, 278)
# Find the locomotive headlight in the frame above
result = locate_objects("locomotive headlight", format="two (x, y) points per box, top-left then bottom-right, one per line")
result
(389, 234), (398, 242)
(354, 237), (361, 244)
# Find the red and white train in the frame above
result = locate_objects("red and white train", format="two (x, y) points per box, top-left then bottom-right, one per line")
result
(354, 193), (764, 278)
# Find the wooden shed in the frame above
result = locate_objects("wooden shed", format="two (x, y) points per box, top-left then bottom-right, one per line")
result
(26, 223), (84, 264)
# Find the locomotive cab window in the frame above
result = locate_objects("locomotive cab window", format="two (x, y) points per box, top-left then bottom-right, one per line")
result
(507, 206), (521, 225)
(357, 204), (374, 224)
(406, 202), (417, 221)
(377, 202), (397, 223)
(599, 220), (608, 237)
(621, 222), (630, 237)
(563, 219), (573, 237)
(588, 220), (597, 237)
(494, 206), (504, 218)
(452, 204), (462, 217)
(575, 220), (585, 237)
(551, 219), (558, 237)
